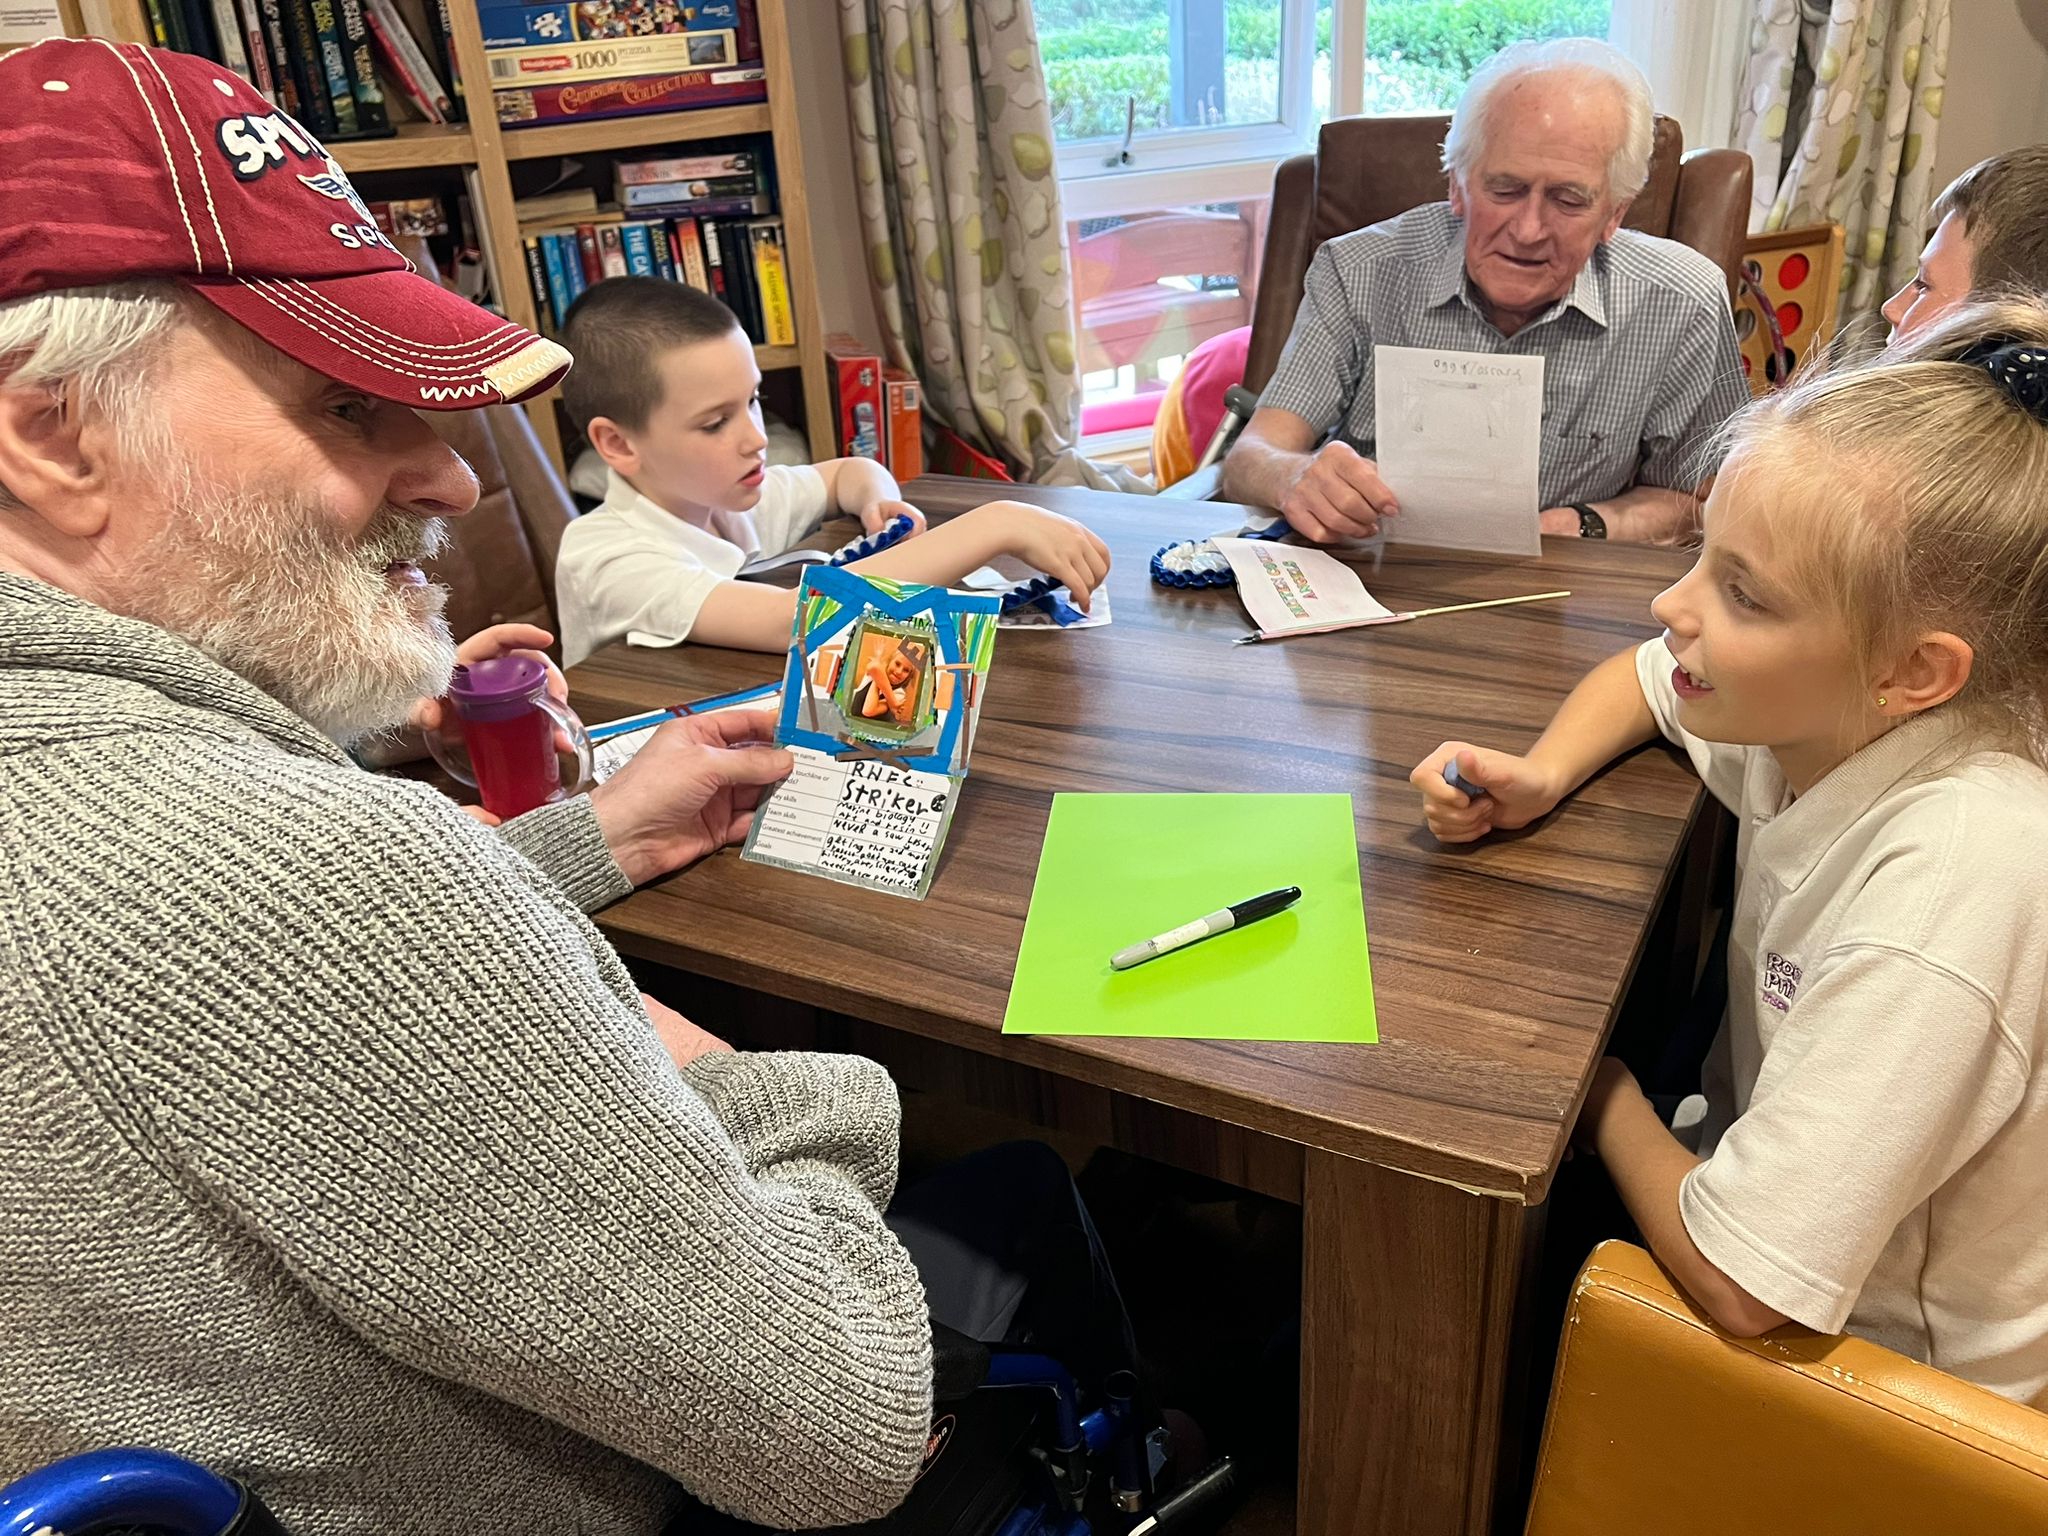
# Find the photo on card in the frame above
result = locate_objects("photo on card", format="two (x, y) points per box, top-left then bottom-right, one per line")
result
(837, 616), (939, 744)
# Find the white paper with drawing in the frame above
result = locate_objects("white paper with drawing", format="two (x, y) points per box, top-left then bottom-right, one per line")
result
(1373, 345), (1543, 556)
(1213, 538), (1394, 638)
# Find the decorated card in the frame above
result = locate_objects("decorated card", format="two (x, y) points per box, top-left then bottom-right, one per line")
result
(741, 567), (999, 899)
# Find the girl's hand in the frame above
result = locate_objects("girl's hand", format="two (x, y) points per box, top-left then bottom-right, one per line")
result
(410, 623), (566, 737)
(860, 499), (927, 537)
(976, 502), (1112, 612)
(1410, 742), (1564, 844)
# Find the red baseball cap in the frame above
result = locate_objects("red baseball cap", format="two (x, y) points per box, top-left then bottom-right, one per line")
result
(0, 38), (570, 409)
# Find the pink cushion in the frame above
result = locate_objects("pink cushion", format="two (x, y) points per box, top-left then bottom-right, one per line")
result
(1080, 389), (1169, 436)
(1177, 325), (1252, 456)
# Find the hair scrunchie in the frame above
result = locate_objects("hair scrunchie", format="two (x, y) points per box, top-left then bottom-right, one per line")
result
(1955, 335), (2048, 423)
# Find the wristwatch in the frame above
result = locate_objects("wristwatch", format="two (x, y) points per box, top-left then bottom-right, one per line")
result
(1570, 502), (1609, 539)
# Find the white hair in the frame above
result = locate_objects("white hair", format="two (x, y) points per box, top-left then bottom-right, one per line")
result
(1441, 38), (1655, 202)
(0, 282), (189, 509)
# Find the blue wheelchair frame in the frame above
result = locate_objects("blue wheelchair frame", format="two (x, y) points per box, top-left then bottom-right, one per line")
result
(4, 1351), (1233, 1536)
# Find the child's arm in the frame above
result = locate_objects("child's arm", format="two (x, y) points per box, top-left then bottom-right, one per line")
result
(1410, 647), (1659, 843)
(1575, 1060), (1789, 1337)
(849, 500), (1111, 610)
(686, 501), (1113, 652)
(815, 457), (927, 536)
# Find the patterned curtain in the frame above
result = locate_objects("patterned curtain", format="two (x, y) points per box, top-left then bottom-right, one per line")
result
(837, 0), (1085, 479)
(1735, 0), (1952, 323)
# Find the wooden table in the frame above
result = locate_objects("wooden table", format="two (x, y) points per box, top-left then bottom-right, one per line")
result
(567, 475), (1705, 1536)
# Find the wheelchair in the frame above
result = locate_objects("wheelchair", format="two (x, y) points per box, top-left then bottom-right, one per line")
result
(1, 1328), (1237, 1536)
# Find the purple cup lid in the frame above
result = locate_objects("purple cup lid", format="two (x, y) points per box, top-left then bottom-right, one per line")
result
(446, 656), (549, 722)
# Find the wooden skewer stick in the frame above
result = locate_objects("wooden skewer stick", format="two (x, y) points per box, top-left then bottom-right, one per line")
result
(1396, 589), (1572, 621)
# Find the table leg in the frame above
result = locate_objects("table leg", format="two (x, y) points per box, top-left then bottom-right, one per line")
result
(1299, 1149), (1535, 1536)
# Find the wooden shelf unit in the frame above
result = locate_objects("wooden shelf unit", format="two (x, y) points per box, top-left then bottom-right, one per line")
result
(500, 102), (773, 161)
(329, 120), (475, 173)
(74, 1), (834, 473)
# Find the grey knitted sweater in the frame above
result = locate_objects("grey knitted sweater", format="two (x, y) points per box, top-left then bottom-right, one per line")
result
(0, 572), (933, 1533)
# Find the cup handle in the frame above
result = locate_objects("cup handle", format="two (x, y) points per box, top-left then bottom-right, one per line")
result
(423, 717), (478, 789)
(537, 694), (595, 796)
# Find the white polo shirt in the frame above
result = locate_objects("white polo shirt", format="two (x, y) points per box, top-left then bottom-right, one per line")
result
(1632, 640), (2048, 1405)
(556, 465), (829, 666)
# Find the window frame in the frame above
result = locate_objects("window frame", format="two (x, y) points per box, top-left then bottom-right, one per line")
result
(1050, 0), (1649, 220)
(1050, 0), (1359, 211)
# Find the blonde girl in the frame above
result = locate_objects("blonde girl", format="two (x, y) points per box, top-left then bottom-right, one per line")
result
(1412, 299), (2048, 1407)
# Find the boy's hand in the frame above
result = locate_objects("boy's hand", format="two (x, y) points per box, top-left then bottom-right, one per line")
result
(859, 499), (927, 537)
(410, 623), (566, 737)
(979, 501), (1112, 613)
(1411, 743), (1563, 844)
(588, 708), (793, 885)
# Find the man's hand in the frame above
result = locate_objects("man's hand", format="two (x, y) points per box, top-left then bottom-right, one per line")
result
(641, 992), (734, 1068)
(588, 709), (793, 885)
(411, 623), (566, 737)
(1540, 507), (1584, 537)
(1280, 441), (1401, 543)
(1410, 742), (1566, 844)
(859, 498), (927, 537)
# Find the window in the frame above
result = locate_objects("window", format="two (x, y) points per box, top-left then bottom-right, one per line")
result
(1037, 0), (1318, 188)
(1039, 0), (1613, 204)
(1350, 0), (1614, 116)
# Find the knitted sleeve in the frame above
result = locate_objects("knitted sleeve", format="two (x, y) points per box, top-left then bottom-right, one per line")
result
(23, 740), (933, 1528)
(495, 794), (633, 913)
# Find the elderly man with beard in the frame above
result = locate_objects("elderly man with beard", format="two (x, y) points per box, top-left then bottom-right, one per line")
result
(1223, 38), (1748, 545)
(0, 41), (949, 1536)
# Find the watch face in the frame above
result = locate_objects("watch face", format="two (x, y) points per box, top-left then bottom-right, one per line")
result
(1578, 506), (1608, 539)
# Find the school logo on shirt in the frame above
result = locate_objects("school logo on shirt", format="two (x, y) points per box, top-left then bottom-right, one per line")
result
(1761, 951), (1803, 1013)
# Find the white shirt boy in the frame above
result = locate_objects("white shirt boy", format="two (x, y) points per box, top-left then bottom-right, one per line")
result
(556, 464), (829, 667)
(1634, 640), (2048, 1406)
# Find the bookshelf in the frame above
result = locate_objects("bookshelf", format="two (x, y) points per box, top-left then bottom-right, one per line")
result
(77, 0), (834, 474)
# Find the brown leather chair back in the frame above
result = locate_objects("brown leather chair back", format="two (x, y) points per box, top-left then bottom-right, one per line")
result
(1525, 1243), (2048, 1536)
(423, 401), (578, 652)
(1244, 113), (1754, 394)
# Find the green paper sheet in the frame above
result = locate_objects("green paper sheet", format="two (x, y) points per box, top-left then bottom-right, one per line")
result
(1002, 793), (1377, 1044)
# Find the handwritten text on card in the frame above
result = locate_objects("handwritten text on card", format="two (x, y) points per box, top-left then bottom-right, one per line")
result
(747, 749), (956, 899)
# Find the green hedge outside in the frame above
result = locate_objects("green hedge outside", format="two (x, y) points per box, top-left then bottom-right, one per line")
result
(1041, 0), (1611, 141)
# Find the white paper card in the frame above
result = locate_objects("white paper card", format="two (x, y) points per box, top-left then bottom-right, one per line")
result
(1213, 538), (1396, 637)
(744, 747), (956, 899)
(1373, 345), (1543, 556)
(591, 724), (659, 783)
(0, 3), (63, 44)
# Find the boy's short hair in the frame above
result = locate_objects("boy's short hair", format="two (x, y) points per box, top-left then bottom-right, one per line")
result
(559, 277), (742, 435)
(1932, 146), (2048, 296)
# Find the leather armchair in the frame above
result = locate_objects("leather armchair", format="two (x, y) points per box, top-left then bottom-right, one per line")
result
(1244, 113), (1753, 395)
(1525, 1242), (2048, 1535)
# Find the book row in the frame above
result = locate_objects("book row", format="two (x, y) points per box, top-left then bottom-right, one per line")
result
(144, 0), (465, 137)
(522, 214), (795, 347)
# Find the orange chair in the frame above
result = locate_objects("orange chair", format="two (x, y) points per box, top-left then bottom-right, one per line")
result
(1525, 1242), (2048, 1534)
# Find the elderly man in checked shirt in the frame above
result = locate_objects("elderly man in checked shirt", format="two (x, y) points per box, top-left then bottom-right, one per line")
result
(1224, 38), (1749, 546)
